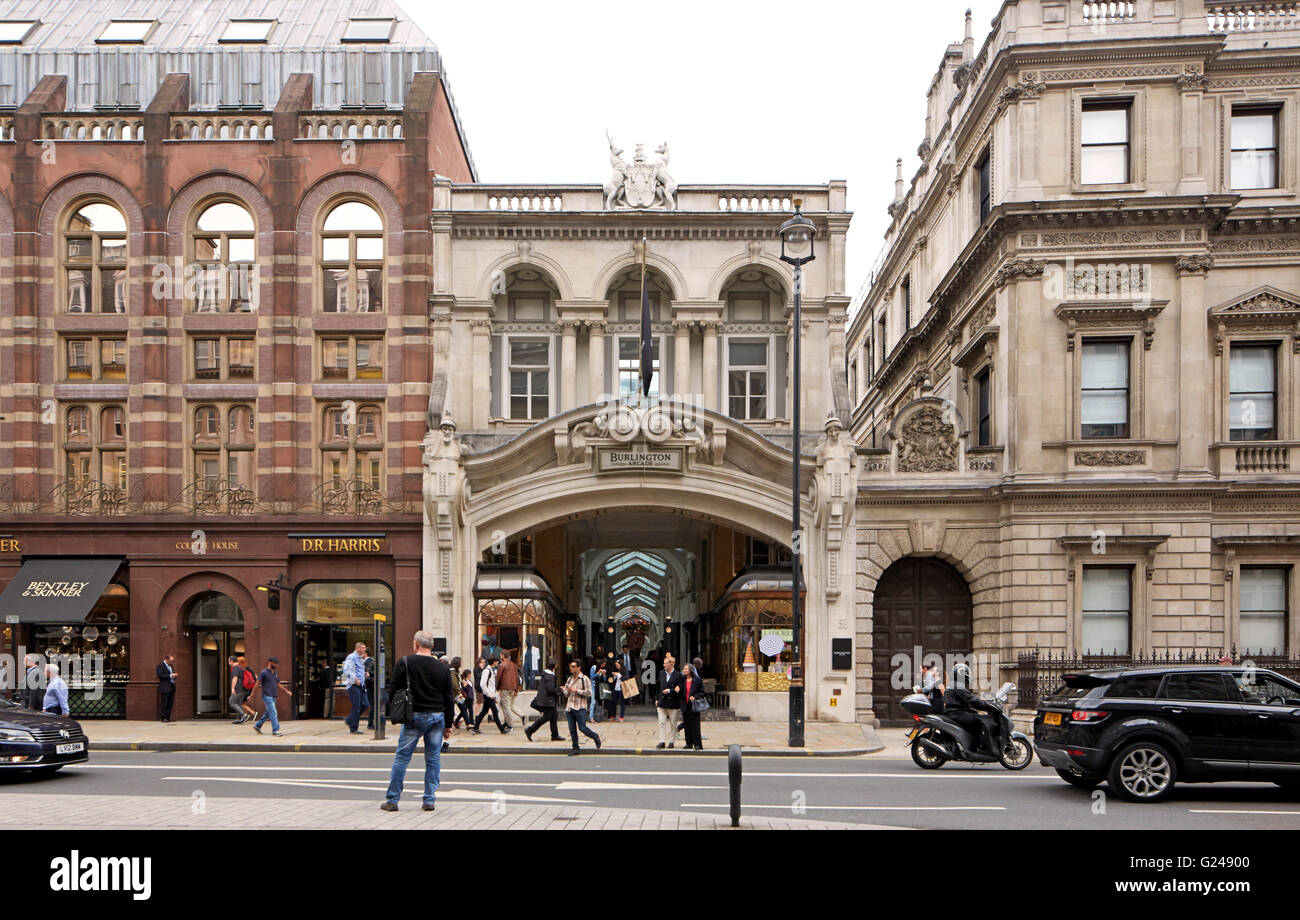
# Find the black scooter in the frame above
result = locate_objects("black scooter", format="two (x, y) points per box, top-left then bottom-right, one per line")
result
(901, 683), (1034, 770)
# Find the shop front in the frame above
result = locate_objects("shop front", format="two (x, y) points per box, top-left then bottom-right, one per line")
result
(0, 555), (130, 718)
(293, 580), (395, 720)
(473, 565), (568, 690)
(706, 566), (804, 720)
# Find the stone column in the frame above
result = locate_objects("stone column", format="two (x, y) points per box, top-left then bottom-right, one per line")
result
(469, 320), (493, 429)
(701, 321), (720, 412)
(1177, 256), (1212, 476)
(559, 320), (578, 411)
(588, 320), (606, 404)
(673, 320), (692, 399)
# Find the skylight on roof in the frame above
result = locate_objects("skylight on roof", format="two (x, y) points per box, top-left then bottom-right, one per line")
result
(220, 19), (276, 43)
(342, 18), (395, 42)
(98, 20), (155, 43)
(0, 20), (39, 43)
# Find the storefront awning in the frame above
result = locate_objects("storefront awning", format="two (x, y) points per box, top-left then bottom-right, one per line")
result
(0, 557), (124, 624)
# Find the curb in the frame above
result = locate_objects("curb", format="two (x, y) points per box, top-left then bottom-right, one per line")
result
(93, 741), (879, 756)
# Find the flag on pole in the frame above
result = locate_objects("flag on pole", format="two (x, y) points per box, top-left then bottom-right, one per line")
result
(638, 235), (653, 400)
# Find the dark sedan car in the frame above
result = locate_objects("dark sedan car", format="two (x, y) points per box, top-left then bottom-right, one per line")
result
(1034, 665), (1300, 802)
(0, 697), (89, 775)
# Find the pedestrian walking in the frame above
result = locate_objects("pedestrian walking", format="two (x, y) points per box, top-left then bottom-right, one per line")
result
(22, 655), (43, 710)
(619, 645), (638, 703)
(680, 661), (705, 751)
(562, 659), (602, 755)
(609, 660), (626, 722)
(252, 657), (291, 736)
(381, 630), (457, 812)
(587, 657), (599, 722)
(341, 642), (370, 734)
(156, 655), (177, 722)
(472, 655), (509, 733)
(229, 655), (256, 723)
(496, 649), (522, 728)
(655, 653), (683, 749)
(524, 659), (563, 741)
(453, 669), (476, 728)
(43, 663), (69, 716)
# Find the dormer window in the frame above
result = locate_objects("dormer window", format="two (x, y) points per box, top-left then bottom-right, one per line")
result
(220, 19), (276, 43)
(0, 20), (39, 43)
(342, 18), (395, 42)
(97, 20), (155, 43)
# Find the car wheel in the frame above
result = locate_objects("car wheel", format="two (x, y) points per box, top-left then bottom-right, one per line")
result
(999, 737), (1034, 770)
(910, 731), (947, 770)
(1055, 767), (1103, 789)
(1108, 741), (1177, 803)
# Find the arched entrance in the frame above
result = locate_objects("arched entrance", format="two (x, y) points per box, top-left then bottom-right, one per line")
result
(871, 557), (972, 725)
(184, 591), (245, 717)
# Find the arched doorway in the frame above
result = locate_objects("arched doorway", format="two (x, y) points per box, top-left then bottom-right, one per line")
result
(184, 591), (245, 717)
(871, 557), (972, 725)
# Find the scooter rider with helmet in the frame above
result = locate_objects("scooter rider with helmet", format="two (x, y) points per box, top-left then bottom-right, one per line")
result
(942, 663), (999, 755)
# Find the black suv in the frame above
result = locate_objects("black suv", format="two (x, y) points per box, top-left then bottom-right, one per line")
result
(1034, 665), (1300, 802)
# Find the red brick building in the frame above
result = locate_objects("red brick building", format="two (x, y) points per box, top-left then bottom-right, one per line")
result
(0, 1), (474, 719)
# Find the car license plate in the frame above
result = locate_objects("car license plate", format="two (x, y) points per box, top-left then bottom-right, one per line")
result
(1043, 712), (1062, 726)
(56, 742), (84, 755)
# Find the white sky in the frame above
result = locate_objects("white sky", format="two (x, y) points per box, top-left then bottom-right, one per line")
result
(414, 0), (1005, 294)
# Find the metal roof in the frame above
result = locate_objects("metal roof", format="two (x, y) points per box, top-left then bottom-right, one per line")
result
(0, 0), (476, 175)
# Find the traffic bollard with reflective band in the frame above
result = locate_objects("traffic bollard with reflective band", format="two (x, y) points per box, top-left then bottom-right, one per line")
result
(728, 743), (742, 827)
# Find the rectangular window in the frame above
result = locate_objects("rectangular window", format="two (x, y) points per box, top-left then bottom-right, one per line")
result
(356, 339), (383, 379)
(1081, 566), (1132, 655)
(1229, 344), (1277, 441)
(1081, 100), (1131, 185)
(975, 149), (991, 222)
(194, 339), (220, 377)
(219, 19), (276, 43)
(322, 339), (349, 377)
(975, 367), (992, 447)
(877, 314), (888, 366)
(508, 339), (550, 420)
(227, 339), (254, 374)
(97, 20), (154, 43)
(100, 338), (126, 379)
(67, 340), (91, 378)
(1232, 106), (1280, 191)
(342, 18), (395, 41)
(901, 277), (912, 330)
(0, 20), (38, 43)
(848, 358), (858, 404)
(1081, 340), (1130, 439)
(1240, 566), (1288, 654)
(618, 336), (660, 405)
(727, 340), (769, 420)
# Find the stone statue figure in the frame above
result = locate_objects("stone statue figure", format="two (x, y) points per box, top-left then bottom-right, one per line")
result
(603, 134), (678, 210)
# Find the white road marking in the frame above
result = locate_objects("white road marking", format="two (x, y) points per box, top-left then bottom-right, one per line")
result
(161, 776), (592, 804)
(679, 803), (1007, 811)
(1188, 809), (1300, 816)
(555, 781), (711, 791)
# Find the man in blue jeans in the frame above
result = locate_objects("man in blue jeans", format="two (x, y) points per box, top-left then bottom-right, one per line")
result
(341, 641), (370, 734)
(252, 657), (290, 736)
(383, 630), (457, 812)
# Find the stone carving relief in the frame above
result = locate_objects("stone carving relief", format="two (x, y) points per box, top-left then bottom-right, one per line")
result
(604, 134), (677, 210)
(814, 414), (857, 601)
(560, 403), (721, 465)
(895, 403), (959, 473)
(1074, 449), (1146, 467)
(423, 416), (467, 601)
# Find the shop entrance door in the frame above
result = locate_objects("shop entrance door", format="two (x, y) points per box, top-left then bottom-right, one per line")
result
(295, 624), (350, 719)
(194, 629), (245, 716)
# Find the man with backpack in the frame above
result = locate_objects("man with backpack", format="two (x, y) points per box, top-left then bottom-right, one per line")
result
(229, 654), (256, 724)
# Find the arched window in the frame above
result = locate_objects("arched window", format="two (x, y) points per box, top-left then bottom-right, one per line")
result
(320, 200), (383, 313)
(64, 201), (127, 313)
(192, 403), (256, 503)
(320, 403), (384, 494)
(63, 403), (126, 491)
(191, 200), (255, 313)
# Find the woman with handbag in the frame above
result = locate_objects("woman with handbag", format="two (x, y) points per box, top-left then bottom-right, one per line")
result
(680, 662), (707, 751)
(609, 660), (625, 722)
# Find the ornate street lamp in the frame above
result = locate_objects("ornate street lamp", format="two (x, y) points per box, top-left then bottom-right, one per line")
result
(778, 201), (815, 748)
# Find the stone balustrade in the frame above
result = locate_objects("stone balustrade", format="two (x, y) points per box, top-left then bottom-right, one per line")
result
(1233, 444), (1291, 473)
(43, 116), (144, 141)
(1082, 1), (1138, 23)
(1207, 2), (1300, 31)
(170, 115), (274, 141)
(298, 113), (404, 140)
(487, 193), (565, 211)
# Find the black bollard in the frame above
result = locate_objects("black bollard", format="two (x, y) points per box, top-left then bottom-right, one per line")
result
(728, 743), (742, 828)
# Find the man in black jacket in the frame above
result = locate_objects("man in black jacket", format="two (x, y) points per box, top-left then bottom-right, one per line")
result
(22, 655), (44, 710)
(156, 655), (177, 722)
(381, 630), (457, 812)
(524, 659), (563, 741)
(655, 653), (684, 749)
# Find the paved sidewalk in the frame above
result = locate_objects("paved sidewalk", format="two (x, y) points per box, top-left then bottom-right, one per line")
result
(85, 714), (882, 756)
(6, 793), (894, 830)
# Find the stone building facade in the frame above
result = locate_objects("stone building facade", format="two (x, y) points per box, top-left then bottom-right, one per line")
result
(845, 0), (1300, 722)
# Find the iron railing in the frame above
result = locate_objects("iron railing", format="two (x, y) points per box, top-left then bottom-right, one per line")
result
(1016, 648), (1300, 710)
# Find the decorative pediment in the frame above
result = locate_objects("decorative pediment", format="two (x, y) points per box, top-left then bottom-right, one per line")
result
(1055, 300), (1168, 351)
(1208, 285), (1300, 354)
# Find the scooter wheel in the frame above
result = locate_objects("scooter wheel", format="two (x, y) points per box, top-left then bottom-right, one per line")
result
(911, 731), (947, 769)
(999, 737), (1035, 770)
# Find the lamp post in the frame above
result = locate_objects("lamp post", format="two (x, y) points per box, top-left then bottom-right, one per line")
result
(778, 201), (815, 749)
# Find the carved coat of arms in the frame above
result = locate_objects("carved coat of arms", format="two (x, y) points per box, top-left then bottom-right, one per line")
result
(604, 134), (677, 210)
(896, 406), (958, 473)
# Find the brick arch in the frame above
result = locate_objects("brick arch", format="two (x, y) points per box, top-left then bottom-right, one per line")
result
(295, 173), (404, 316)
(166, 172), (275, 257)
(38, 175), (146, 318)
(157, 570), (265, 639)
(853, 523), (1001, 725)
